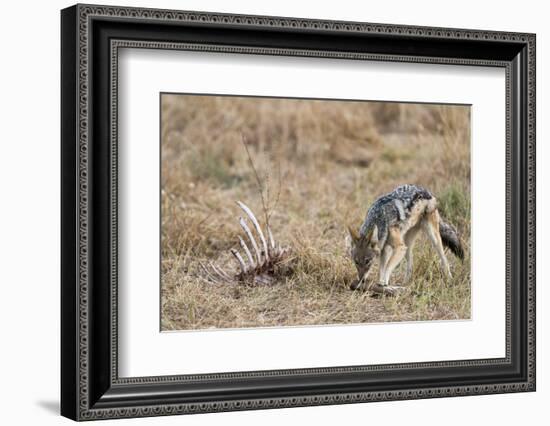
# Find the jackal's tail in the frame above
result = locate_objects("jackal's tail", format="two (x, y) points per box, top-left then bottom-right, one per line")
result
(439, 219), (464, 261)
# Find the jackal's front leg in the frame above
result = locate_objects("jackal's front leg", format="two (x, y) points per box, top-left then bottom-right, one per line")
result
(380, 226), (408, 286)
(377, 245), (392, 286)
(369, 229), (407, 296)
(381, 245), (407, 286)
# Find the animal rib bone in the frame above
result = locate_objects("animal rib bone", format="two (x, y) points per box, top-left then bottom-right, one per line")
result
(209, 262), (232, 282)
(230, 249), (247, 274)
(239, 217), (261, 264)
(238, 236), (256, 268)
(237, 201), (269, 258)
(202, 202), (291, 286)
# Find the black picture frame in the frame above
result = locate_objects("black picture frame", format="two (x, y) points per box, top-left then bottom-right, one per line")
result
(61, 4), (536, 421)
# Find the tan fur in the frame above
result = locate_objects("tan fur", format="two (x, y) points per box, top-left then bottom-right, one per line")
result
(358, 196), (452, 291)
(421, 206), (452, 279)
(403, 224), (421, 282)
(380, 226), (407, 286)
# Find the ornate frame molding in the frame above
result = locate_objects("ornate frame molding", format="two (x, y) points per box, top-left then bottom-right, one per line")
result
(61, 4), (535, 421)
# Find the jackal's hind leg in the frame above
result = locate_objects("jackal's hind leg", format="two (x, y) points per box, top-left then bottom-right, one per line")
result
(423, 210), (452, 279)
(404, 225), (421, 283)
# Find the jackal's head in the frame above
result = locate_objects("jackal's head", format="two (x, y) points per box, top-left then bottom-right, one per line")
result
(347, 226), (379, 290)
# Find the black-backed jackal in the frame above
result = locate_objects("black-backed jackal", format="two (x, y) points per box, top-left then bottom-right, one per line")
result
(348, 184), (464, 294)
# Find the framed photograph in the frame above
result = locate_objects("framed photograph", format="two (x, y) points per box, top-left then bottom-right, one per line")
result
(61, 4), (536, 421)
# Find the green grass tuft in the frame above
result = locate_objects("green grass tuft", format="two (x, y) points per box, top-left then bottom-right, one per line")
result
(437, 182), (470, 229)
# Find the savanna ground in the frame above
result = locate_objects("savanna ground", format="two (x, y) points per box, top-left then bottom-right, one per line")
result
(161, 94), (471, 331)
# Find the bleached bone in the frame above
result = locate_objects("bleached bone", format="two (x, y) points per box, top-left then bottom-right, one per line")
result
(237, 201), (269, 259)
(209, 262), (232, 282)
(202, 202), (292, 286)
(367, 282), (406, 297)
(238, 236), (256, 268)
(199, 261), (228, 284)
(230, 249), (247, 274)
(239, 217), (261, 264)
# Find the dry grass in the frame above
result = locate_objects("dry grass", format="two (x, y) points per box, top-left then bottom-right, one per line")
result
(161, 95), (471, 331)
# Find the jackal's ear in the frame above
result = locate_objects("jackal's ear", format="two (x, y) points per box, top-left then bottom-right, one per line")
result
(347, 225), (361, 244)
(364, 227), (373, 242)
(370, 225), (378, 244)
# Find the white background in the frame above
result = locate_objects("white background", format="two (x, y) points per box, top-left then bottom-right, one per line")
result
(119, 50), (505, 376)
(0, 0), (547, 425)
